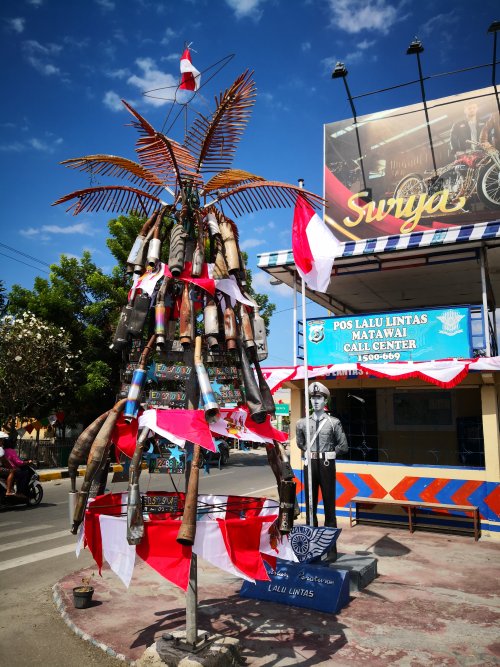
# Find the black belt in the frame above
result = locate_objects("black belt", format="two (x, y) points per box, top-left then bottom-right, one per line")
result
(303, 452), (333, 460)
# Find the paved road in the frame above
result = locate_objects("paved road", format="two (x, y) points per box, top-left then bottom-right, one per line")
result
(0, 449), (275, 666)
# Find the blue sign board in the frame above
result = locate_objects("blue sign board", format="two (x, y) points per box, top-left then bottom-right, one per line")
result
(240, 559), (350, 614)
(307, 307), (472, 365)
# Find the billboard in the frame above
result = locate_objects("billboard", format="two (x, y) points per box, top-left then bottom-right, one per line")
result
(324, 86), (500, 242)
(306, 307), (472, 365)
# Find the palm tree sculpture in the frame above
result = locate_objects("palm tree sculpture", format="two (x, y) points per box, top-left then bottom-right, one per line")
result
(55, 70), (322, 601)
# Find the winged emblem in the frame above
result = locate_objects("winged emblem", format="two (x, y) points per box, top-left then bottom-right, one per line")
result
(289, 525), (340, 563)
(436, 310), (465, 337)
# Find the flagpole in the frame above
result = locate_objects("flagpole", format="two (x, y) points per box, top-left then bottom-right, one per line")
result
(298, 179), (314, 526)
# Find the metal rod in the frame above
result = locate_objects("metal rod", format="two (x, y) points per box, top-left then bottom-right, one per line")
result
(492, 31), (500, 117)
(415, 50), (438, 175)
(298, 179), (313, 525)
(342, 77), (368, 193)
(480, 246), (491, 357)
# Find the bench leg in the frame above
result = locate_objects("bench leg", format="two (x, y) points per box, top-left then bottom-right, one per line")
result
(408, 506), (414, 533)
(473, 510), (479, 541)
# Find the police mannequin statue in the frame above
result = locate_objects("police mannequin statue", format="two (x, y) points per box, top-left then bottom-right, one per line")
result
(296, 382), (348, 533)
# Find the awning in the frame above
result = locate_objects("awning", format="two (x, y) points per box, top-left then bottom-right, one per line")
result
(263, 357), (500, 393)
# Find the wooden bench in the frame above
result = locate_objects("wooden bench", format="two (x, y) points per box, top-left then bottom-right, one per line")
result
(349, 496), (480, 541)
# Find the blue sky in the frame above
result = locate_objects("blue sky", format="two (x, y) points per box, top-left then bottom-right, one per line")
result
(1, 0), (499, 366)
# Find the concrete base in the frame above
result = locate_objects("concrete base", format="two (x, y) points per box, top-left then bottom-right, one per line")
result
(140, 631), (244, 667)
(326, 552), (378, 592)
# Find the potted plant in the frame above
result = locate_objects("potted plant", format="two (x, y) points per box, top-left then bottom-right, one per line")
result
(72, 574), (94, 609)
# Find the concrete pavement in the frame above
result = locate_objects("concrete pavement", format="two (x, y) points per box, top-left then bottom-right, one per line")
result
(53, 520), (500, 666)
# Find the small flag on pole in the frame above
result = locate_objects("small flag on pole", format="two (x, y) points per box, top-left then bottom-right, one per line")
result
(179, 47), (201, 91)
(292, 195), (341, 293)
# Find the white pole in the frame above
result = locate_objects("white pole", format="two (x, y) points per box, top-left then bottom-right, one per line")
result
(480, 247), (491, 357)
(298, 179), (314, 525)
(293, 271), (298, 366)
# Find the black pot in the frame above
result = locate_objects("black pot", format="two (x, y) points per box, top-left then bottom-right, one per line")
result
(72, 586), (94, 609)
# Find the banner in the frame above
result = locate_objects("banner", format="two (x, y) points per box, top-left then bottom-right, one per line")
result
(307, 307), (472, 365)
(324, 86), (500, 242)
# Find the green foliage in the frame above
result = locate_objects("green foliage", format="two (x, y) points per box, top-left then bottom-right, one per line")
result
(7, 252), (126, 423)
(241, 252), (275, 334)
(5, 214), (276, 423)
(0, 312), (75, 426)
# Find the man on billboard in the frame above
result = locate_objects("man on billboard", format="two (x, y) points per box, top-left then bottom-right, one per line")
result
(449, 102), (485, 155)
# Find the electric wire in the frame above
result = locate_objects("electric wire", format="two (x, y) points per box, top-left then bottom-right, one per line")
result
(0, 251), (50, 275)
(0, 242), (51, 267)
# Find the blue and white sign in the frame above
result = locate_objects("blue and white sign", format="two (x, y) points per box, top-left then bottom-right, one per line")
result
(289, 526), (341, 563)
(307, 306), (472, 365)
(240, 559), (350, 614)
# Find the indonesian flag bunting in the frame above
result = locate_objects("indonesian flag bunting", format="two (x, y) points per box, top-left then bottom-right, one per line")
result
(136, 521), (192, 591)
(180, 47), (201, 91)
(131, 262), (253, 307)
(99, 514), (136, 588)
(292, 195), (341, 293)
(140, 409), (216, 452)
(193, 520), (256, 582)
(113, 413), (139, 458)
(80, 493), (295, 590)
(212, 407), (288, 444)
(217, 516), (274, 581)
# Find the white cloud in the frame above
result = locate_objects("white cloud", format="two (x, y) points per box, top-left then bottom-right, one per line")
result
(0, 135), (62, 153)
(160, 27), (176, 45)
(103, 90), (124, 112)
(322, 37), (376, 72)
(28, 137), (63, 153)
(252, 270), (293, 298)
(301, 42), (311, 52)
(0, 141), (26, 152)
(240, 238), (265, 250)
(326, 0), (407, 35)
(225, 0), (268, 20)
(20, 223), (94, 238)
(127, 57), (178, 106)
(23, 39), (62, 76)
(8, 17), (25, 33)
(95, 0), (115, 10)
(28, 0), (44, 6)
(105, 68), (130, 79)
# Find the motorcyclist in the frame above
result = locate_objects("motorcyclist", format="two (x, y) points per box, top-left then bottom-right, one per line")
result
(2, 438), (31, 497)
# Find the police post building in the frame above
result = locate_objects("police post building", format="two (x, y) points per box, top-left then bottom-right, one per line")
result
(259, 83), (500, 540)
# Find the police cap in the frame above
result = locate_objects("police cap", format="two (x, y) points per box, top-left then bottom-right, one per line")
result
(309, 382), (330, 399)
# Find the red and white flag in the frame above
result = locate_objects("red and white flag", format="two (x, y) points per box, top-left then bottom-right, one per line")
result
(180, 47), (200, 91)
(292, 195), (341, 293)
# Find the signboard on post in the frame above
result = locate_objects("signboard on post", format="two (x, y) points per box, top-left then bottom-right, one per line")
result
(324, 85), (500, 243)
(275, 403), (290, 416)
(307, 306), (472, 365)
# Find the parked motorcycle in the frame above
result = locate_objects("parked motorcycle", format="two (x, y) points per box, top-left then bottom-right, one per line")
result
(0, 462), (43, 508)
(394, 140), (500, 211)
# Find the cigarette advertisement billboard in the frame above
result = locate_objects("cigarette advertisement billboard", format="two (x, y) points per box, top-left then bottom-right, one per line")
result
(306, 306), (472, 365)
(324, 86), (500, 243)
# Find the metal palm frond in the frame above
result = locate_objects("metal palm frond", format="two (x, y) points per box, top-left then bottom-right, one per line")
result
(203, 169), (265, 194)
(52, 185), (161, 216)
(136, 132), (201, 189)
(122, 100), (199, 188)
(61, 155), (165, 195)
(213, 181), (324, 217)
(185, 70), (256, 174)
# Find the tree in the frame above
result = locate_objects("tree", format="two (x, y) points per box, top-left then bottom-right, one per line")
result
(7, 253), (127, 423)
(0, 312), (75, 429)
(0, 280), (6, 316)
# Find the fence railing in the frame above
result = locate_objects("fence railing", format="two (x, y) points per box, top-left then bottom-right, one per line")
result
(17, 439), (77, 468)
